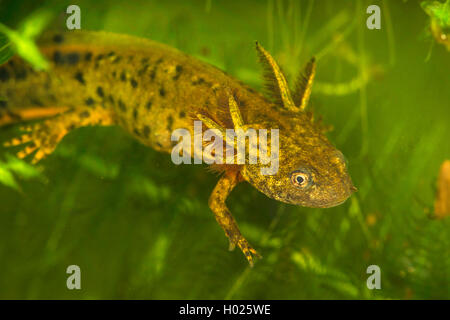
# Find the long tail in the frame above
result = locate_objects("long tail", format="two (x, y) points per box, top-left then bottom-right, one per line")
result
(0, 30), (171, 162)
(0, 30), (170, 127)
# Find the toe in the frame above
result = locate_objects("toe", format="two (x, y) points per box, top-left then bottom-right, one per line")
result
(4, 133), (32, 147)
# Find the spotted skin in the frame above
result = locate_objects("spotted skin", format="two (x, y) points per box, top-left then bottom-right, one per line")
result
(0, 31), (355, 265)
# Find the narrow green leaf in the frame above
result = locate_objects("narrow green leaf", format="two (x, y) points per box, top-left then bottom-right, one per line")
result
(19, 9), (54, 39)
(0, 32), (14, 65)
(0, 8), (52, 70)
(5, 155), (43, 180)
(0, 165), (19, 191)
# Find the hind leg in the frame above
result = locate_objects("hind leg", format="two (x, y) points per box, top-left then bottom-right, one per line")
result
(3, 106), (116, 163)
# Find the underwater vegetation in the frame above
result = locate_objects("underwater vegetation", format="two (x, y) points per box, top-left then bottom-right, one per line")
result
(422, 0), (450, 50)
(0, 0), (449, 299)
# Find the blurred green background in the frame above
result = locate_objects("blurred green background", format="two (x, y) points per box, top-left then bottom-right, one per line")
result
(0, 0), (449, 299)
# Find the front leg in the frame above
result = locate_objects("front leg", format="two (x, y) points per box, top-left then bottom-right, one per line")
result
(208, 169), (261, 266)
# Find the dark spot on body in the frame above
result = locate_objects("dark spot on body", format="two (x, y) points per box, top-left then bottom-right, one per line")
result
(53, 34), (64, 43)
(179, 111), (186, 118)
(146, 100), (152, 110)
(30, 98), (43, 106)
(0, 68), (9, 82)
(112, 71), (117, 78)
(96, 54), (104, 61)
(167, 115), (173, 131)
(130, 79), (138, 88)
(49, 94), (57, 102)
(192, 77), (205, 85)
(133, 108), (138, 120)
(67, 52), (80, 65)
(156, 142), (163, 148)
(85, 97), (95, 106)
(85, 52), (93, 61)
(193, 77), (213, 87)
(173, 65), (183, 80)
(0, 100), (7, 108)
(107, 51), (115, 57)
(74, 72), (85, 85)
(79, 111), (90, 118)
(108, 95), (115, 104)
(118, 99), (126, 112)
(141, 57), (149, 64)
(149, 58), (163, 80)
(112, 56), (122, 64)
(143, 125), (150, 138)
(138, 64), (149, 76)
(159, 87), (166, 97)
(96, 86), (104, 98)
(150, 68), (156, 80)
(15, 68), (27, 80)
(53, 51), (63, 64)
(133, 128), (140, 136)
(120, 71), (126, 81)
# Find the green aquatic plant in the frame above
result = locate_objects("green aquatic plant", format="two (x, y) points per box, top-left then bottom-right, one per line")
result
(422, 0), (450, 27)
(0, 9), (53, 69)
(0, 154), (44, 191)
(421, 0), (450, 50)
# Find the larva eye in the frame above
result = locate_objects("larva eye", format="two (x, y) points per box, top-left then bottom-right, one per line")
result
(291, 170), (311, 188)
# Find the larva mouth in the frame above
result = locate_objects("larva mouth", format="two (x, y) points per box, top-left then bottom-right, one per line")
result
(303, 176), (356, 208)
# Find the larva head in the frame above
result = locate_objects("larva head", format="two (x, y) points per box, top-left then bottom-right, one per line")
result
(242, 42), (355, 207)
(241, 112), (356, 208)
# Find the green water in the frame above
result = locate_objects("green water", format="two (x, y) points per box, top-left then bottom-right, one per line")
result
(0, 0), (449, 299)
